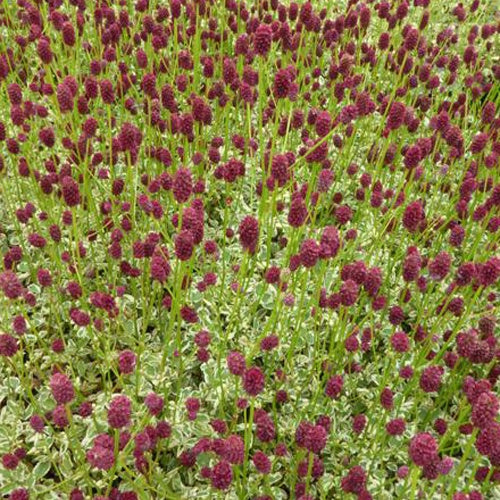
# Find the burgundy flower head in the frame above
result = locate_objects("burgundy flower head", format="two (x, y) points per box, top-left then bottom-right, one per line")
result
(409, 432), (439, 466)
(238, 216), (259, 253)
(108, 395), (132, 429)
(403, 201), (425, 233)
(49, 373), (75, 405)
(211, 460), (233, 490)
(254, 24), (272, 56)
(243, 367), (265, 396)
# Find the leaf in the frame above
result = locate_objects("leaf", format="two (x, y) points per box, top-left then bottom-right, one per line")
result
(33, 461), (51, 479)
(6, 377), (20, 390)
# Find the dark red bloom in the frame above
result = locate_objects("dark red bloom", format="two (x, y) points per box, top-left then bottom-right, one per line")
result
(341, 466), (367, 494)
(469, 132), (488, 154)
(108, 395), (132, 429)
(52, 405), (69, 428)
(386, 418), (406, 436)
(471, 392), (499, 428)
(429, 252), (451, 281)
(335, 205), (353, 225)
(404, 145), (421, 169)
(49, 373), (75, 405)
(238, 216), (259, 253)
(386, 102), (406, 130)
(380, 387), (394, 410)
(319, 226), (340, 258)
(315, 111), (331, 137)
(99, 80), (115, 104)
(144, 392), (164, 416)
(260, 335), (279, 351)
(419, 366), (444, 393)
(273, 68), (291, 98)
(86, 445), (115, 470)
(62, 22), (75, 46)
(254, 24), (272, 56)
(243, 367), (265, 396)
(175, 230), (194, 261)
(2, 453), (19, 470)
(409, 433), (439, 466)
(325, 374), (343, 399)
(255, 410), (276, 442)
(56, 84), (73, 113)
(305, 424), (327, 453)
(9, 489), (29, 500)
(477, 257), (500, 287)
(389, 305), (405, 325)
(37, 269), (52, 287)
(253, 451), (271, 474)
(402, 201), (425, 233)
(210, 460), (233, 490)
(299, 239), (320, 268)
(353, 414), (367, 435)
(288, 195), (308, 227)
(391, 331), (410, 352)
(340, 280), (358, 306)
(61, 176), (81, 207)
(181, 305), (198, 323)
(0, 271), (23, 299)
(222, 435), (244, 464)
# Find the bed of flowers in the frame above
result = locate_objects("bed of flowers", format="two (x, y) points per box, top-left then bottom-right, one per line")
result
(0, 0), (499, 498)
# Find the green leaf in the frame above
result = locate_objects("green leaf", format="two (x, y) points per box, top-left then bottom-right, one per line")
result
(33, 461), (51, 479)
